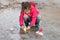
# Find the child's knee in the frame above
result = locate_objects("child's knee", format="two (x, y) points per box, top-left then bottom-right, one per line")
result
(37, 17), (40, 22)
(37, 14), (41, 20)
(24, 14), (29, 21)
(24, 14), (29, 19)
(36, 15), (40, 24)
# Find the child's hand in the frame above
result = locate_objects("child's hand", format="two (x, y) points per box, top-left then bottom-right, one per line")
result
(20, 26), (24, 29)
(30, 24), (35, 27)
(20, 26), (30, 32)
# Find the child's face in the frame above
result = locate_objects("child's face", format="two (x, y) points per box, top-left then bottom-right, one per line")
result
(24, 8), (30, 14)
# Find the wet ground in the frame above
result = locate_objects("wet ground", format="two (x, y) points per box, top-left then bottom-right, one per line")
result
(0, 6), (60, 40)
(40, 7), (60, 40)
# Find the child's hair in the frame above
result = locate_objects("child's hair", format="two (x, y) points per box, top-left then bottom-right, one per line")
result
(21, 2), (31, 10)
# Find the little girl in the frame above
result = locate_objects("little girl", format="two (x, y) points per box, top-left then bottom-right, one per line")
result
(19, 2), (43, 35)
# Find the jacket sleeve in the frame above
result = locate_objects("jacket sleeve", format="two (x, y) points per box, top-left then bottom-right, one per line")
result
(30, 9), (37, 26)
(19, 10), (24, 26)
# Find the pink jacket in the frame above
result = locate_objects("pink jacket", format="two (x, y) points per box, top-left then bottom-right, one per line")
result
(19, 2), (39, 26)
